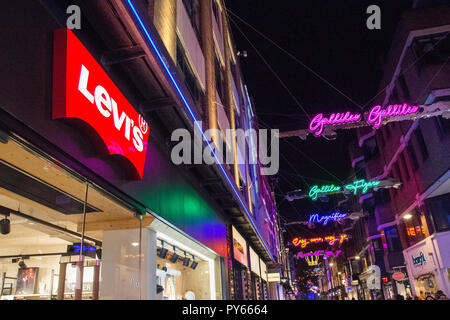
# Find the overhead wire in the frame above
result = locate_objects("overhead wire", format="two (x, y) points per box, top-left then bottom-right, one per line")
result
(226, 8), (364, 110)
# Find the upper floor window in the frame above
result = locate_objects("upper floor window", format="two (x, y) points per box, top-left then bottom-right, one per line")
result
(403, 210), (427, 246)
(363, 137), (379, 161)
(384, 226), (402, 252)
(176, 37), (201, 102)
(397, 74), (410, 101)
(434, 116), (450, 139)
(406, 143), (419, 171)
(413, 125), (429, 161)
(425, 193), (450, 233)
(412, 33), (450, 69)
(182, 0), (201, 42)
(399, 152), (410, 181)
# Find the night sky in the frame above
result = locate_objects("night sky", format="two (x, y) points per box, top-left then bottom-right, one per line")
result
(225, 0), (413, 241)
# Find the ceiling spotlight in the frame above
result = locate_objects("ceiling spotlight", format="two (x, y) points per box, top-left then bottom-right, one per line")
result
(355, 256), (360, 260)
(170, 247), (179, 263)
(403, 213), (413, 220)
(183, 252), (190, 267)
(190, 257), (198, 270)
(131, 242), (139, 247)
(158, 248), (168, 259)
(0, 216), (10, 235)
(329, 263), (334, 267)
(18, 260), (27, 269)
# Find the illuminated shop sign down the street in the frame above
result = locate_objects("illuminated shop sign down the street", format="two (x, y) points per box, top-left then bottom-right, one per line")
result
(308, 179), (381, 200)
(52, 28), (150, 178)
(309, 103), (419, 136)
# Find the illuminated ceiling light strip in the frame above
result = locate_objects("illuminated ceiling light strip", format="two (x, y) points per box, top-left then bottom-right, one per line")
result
(125, 0), (272, 259)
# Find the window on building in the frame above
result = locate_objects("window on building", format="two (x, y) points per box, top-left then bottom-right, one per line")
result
(406, 143), (419, 171)
(214, 55), (225, 103)
(182, 0), (201, 42)
(176, 38), (201, 102)
(354, 160), (366, 180)
(414, 126), (429, 161)
(384, 226), (403, 252)
(397, 74), (410, 100)
(378, 129), (385, 148)
(375, 187), (391, 205)
(391, 87), (399, 104)
(363, 137), (379, 161)
(399, 152), (410, 181)
(434, 116), (450, 139)
(412, 33), (450, 68)
(426, 194), (450, 232)
(404, 211), (427, 246)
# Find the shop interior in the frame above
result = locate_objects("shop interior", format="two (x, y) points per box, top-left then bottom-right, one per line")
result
(155, 237), (213, 300)
(0, 135), (141, 299)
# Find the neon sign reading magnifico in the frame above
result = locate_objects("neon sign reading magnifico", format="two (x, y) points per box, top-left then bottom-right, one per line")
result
(309, 212), (347, 226)
(308, 103), (419, 136)
(292, 234), (348, 248)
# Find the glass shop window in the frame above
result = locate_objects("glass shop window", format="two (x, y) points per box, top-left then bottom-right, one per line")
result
(414, 126), (429, 161)
(156, 239), (212, 300)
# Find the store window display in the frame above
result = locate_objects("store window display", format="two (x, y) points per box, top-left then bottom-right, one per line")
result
(156, 240), (211, 300)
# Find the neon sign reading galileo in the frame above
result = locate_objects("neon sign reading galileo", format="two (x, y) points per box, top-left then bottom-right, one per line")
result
(309, 212), (347, 226)
(309, 103), (419, 136)
(308, 179), (380, 200)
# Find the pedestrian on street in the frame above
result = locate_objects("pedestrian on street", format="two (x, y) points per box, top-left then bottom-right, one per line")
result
(425, 294), (435, 300)
(419, 290), (426, 300)
(406, 294), (412, 300)
(376, 292), (383, 300)
(436, 290), (448, 300)
(413, 295), (419, 300)
(396, 294), (405, 300)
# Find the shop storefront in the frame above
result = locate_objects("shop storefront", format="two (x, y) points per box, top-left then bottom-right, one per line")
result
(403, 231), (450, 297)
(0, 1), (230, 300)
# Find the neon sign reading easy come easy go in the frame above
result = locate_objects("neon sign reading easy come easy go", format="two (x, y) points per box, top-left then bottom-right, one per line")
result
(309, 103), (419, 136)
(292, 234), (349, 248)
(308, 179), (381, 200)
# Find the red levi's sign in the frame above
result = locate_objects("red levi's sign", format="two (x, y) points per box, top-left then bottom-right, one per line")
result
(52, 28), (149, 179)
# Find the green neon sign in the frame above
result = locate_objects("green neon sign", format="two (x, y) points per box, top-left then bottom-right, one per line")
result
(344, 179), (380, 195)
(309, 184), (342, 200)
(308, 179), (381, 200)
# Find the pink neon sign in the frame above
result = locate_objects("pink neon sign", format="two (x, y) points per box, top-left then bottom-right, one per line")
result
(297, 250), (342, 259)
(308, 103), (419, 136)
(367, 104), (419, 128)
(309, 112), (361, 136)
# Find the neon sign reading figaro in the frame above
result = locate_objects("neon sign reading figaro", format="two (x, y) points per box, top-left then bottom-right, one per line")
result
(308, 179), (380, 200)
(308, 103), (419, 136)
